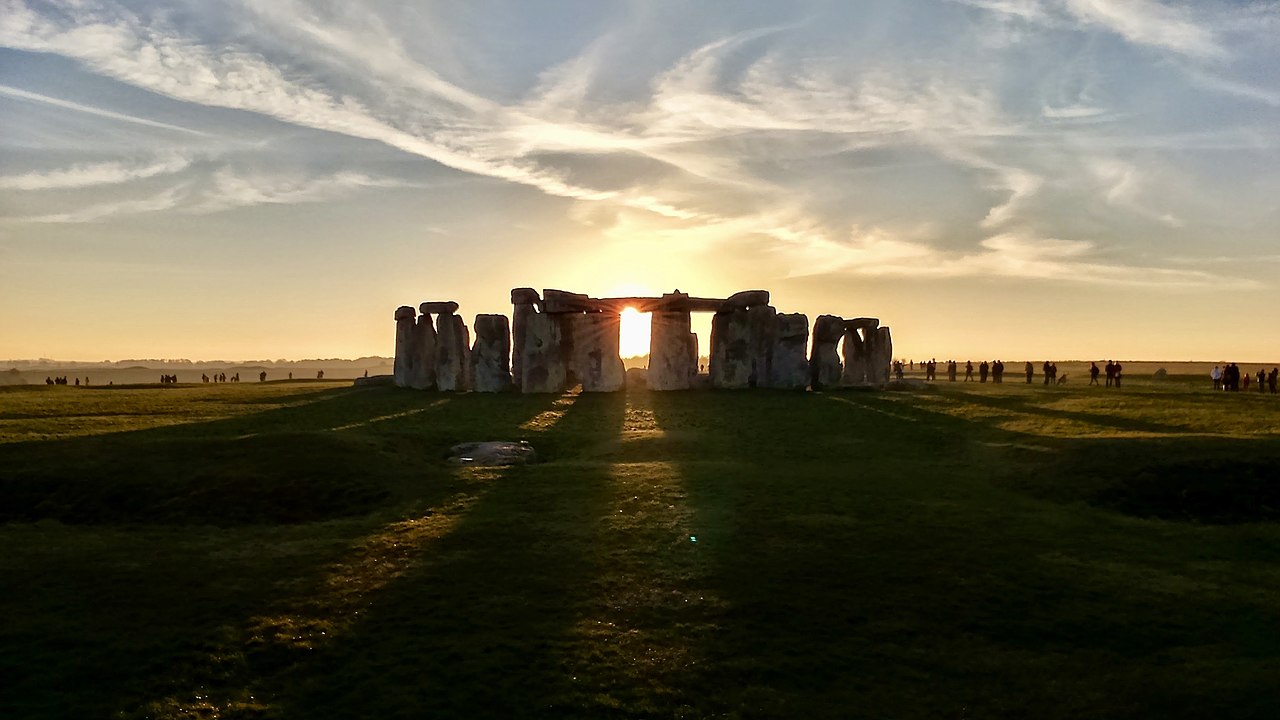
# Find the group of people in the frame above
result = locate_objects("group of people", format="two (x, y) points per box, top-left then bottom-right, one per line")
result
(902, 359), (1129, 387)
(199, 372), (239, 383)
(1085, 361), (1123, 387)
(44, 376), (84, 386)
(1212, 364), (1278, 394)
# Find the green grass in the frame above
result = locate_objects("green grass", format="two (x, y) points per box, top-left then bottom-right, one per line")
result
(2, 377), (1279, 718)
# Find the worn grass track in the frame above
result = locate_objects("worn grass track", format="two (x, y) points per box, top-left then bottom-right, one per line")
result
(1, 377), (1279, 718)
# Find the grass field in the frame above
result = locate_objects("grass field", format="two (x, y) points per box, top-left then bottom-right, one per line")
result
(2, 376), (1280, 718)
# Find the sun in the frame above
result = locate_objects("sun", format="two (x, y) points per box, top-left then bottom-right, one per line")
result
(618, 307), (652, 358)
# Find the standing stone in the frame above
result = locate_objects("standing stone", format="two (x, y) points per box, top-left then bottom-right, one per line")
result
(570, 313), (625, 392)
(840, 318), (880, 387)
(435, 311), (470, 392)
(471, 314), (511, 393)
(869, 326), (893, 386)
(747, 304), (777, 387)
(409, 314), (438, 390)
(841, 328), (870, 386)
(768, 313), (809, 389)
(709, 310), (751, 389)
(393, 306), (416, 388)
(809, 315), (844, 390)
(649, 311), (697, 391)
(511, 288), (541, 392)
(522, 312), (568, 393)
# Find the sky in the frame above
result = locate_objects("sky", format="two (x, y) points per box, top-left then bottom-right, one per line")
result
(1, 0), (1277, 362)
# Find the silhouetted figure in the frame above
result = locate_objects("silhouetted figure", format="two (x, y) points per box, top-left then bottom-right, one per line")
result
(74, 378), (80, 386)
(964, 361), (973, 382)
(979, 361), (989, 383)
(1227, 363), (1240, 392)
(1042, 361), (1052, 386)
(363, 370), (369, 378)
(45, 376), (53, 385)
(317, 370), (324, 380)
(259, 371), (267, 382)
(288, 372), (293, 380)
(1243, 373), (1251, 391)
(1025, 361), (1033, 384)
(1089, 362), (1100, 386)
(1104, 361), (1115, 387)
(948, 360), (957, 382)
(893, 361), (905, 380)
(84, 377), (89, 386)
(1113, 361), (1122, 388)
(1258, 370), (1267, 393)
(1269, 368), (1278, 394)
(994, 360), (1004, 383)
(1211, 365), (1222, 391)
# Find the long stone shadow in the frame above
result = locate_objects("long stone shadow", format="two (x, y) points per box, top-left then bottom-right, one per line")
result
(1, 387), (566, 720)
(929, 386), (1191, 435)
(105, 389), (571, 719)
(263, 389), (631, 718)
(642, 388), (1280, 718)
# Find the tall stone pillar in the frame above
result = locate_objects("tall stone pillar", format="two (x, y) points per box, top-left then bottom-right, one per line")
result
(510, 288), (541, 392)
(747, 304), (777, 388)
(709, 310), (751, 389)
(410, 313), (438, 390)
(521, 312), (568, 393)
(809, 315), (844, 390)
(471, 314), (512, 392)
(434, 309), (470, 392)
(393, 306), (416, 388)
(570, 313), (625, 392)
(649, 311), (697, 391)
(869, 326), (893, 386)
(768, 313), (809, 389)
(841, 318), (879, 387)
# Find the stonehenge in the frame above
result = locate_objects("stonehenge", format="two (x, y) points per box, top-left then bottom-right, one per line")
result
(390, 287), (894, 394)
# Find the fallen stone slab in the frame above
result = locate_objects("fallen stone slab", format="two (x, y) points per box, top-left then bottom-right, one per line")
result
(448, 441), (537, 466)
(353, 374), (395, 387)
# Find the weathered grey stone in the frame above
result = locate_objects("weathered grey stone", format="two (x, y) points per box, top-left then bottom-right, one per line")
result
(569, 313), (625, 392)
(435, 312), (470, 392)
(841, 326), (870, 386)
(809, 314), (844, 390)
(542, 289), (595, 314)
(409, 314), (438, 390)
(510, 292), (541, 392)
(419, 301), (460, 315)
(868, 326), (893, 386)
(353, 374), (395, 387)
(510, 287), (541, 306)
(393, 306), (416, 388)
(747, 304), (777, 387)
(768, 313), (809, 390)
(722, 289), (770, 310)
(471, 314), (512, 393)
(710, 310), (751, 388)
(521, 312), (568, 393)
(448, 441), (536, 466)
(649, 311), (697, 391)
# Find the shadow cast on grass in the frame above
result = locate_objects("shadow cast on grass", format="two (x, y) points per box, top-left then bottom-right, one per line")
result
(639, 388), (1280, 719)
(256, 390), (634, 718)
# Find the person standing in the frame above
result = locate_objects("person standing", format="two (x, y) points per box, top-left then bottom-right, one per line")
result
(948, 360), (957, 382)
(1211, 365), (1222, 391)
(1025, 361), (1034, 384)
(1113, 361), (1123, 388)
(1089, 362), (1100, 386)
(965, 361), (974, 382)
(1258, 370), (1267, 393)
(1104, 361), (1115, 387)
(979, 361), (989, 383)
(1042, 361), (1052, 386)
(1269, 367), (1278, 394)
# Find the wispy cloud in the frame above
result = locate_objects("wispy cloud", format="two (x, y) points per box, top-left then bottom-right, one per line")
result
(0, 84), (209, 135)
(190, 169), (408, 214)
(1059, 0), (1223, 59)
(0, 154), (191, 190)
(13, 185), (187, 223)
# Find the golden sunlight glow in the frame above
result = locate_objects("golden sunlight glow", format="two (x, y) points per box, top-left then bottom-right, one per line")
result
(619, 307), (652, 359)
